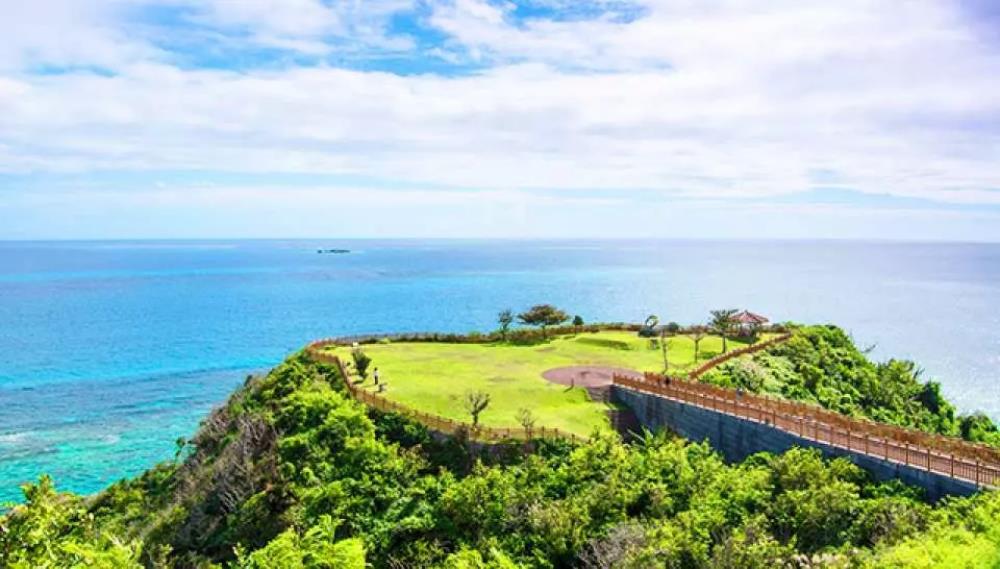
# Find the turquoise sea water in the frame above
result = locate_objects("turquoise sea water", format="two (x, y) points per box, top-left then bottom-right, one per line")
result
(2, 239), (1000, 504)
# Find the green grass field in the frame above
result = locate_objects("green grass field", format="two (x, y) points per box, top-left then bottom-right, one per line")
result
(324, 330), (762, 436)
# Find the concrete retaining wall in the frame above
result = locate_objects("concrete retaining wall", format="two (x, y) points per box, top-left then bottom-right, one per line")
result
(612, 386), (980, 501)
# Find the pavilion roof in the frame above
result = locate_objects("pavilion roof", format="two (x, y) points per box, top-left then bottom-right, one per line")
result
(734, 310), (769, 325)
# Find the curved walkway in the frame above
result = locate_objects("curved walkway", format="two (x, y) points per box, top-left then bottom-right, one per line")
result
(613, 373), (1000, 491)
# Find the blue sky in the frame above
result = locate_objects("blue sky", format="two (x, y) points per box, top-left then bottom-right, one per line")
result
(1, 0), (999, 240)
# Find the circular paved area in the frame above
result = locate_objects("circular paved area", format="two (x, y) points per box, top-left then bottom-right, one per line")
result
(541, 365), (641, 388)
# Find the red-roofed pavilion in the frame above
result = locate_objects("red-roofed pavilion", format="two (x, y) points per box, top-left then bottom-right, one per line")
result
(733, 310), (769, 336)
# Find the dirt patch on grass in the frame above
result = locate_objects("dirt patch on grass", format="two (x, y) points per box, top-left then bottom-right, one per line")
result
(541, 366), (641, 388)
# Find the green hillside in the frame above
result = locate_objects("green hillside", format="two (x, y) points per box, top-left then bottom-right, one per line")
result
(3, 325), (1000, 568)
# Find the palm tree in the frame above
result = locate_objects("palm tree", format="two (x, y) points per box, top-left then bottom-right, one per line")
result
(639, 314), (659, 338)
(710, 309), (739, 353)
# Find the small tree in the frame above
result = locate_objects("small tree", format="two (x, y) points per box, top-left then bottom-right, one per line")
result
(516, 407), (536, 433)
(464, 391), (491, 428)
(660, 328), (669, 373)
(497, 309), (514, 341)
(352, 347), (372, 379)
(690, 326), (708, 362)
(710, 309), (739, 353)
(572, 315), (584, 330)
(517, 304), (569, 339)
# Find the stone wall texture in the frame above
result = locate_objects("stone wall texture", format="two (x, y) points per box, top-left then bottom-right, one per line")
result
(612, 386), (979, 501)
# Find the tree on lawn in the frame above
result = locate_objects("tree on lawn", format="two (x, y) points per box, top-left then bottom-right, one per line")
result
(351, 347), (372, 379)
(710, 309), (739, 353)
(517, 304), (569, 339)
(660, 327), (669, 373)
(464, 391), (491, 428)
(689, 326), (708, 362)
(497, 309), (514, 341)
(516, 407), (536, 433)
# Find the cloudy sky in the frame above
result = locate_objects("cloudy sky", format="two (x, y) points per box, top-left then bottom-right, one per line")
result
(1, 0), (999, 240)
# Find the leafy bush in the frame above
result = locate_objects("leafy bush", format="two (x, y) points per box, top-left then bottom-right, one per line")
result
(575, 337), (633, 351)
(351, 348), (372, 378)
(505, 328), (547, 345)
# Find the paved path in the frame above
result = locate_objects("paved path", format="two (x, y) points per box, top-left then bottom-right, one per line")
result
(541, 365), (640, 388)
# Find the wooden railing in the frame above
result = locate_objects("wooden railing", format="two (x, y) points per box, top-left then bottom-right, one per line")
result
(613, 373), (1000, 488)
(687, 333), (793, 380)
(304, 345), (581, 444)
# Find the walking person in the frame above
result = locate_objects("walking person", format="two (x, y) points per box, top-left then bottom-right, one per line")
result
(373, 367), (380, 386)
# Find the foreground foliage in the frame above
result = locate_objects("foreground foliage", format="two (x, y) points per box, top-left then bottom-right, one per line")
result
(3, 330), (1000, 568)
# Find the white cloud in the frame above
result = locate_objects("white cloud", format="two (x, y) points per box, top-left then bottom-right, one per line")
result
(0, 0), (157, 71)
(192, 0), (341, 37)
(175, 0), (418, 55)
(1, 0), (999, 232)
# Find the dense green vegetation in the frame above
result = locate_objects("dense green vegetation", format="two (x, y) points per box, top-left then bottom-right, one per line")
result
(700, 325), (1000, 445)
(3, 325), (1000, 567)
(322, 330), (759, 435)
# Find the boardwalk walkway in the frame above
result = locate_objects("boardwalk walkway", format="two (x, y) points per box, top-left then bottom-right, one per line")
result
(613, 372), (1000, 490)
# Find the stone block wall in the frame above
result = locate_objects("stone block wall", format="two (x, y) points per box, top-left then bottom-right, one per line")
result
(612, 386), (980, 501)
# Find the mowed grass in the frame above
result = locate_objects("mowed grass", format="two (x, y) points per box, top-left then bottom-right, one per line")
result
(324, 330), (764, 436)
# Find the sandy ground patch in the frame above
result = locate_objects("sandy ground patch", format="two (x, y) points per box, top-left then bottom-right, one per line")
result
(541, 365), (640, 388)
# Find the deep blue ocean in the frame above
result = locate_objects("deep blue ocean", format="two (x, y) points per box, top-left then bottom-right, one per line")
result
(2, 239), (999, 504)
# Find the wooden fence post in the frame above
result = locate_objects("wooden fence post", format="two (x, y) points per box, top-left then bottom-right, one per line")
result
(950, 454), (955, 477)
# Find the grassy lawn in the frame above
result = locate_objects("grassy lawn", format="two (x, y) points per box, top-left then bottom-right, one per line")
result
(324, 330), (764, 436)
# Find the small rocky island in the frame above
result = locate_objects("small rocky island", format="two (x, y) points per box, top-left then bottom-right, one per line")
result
(317, 248), (350, 254)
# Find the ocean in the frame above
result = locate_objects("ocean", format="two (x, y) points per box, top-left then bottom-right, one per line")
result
(2, 239), (999, 504)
